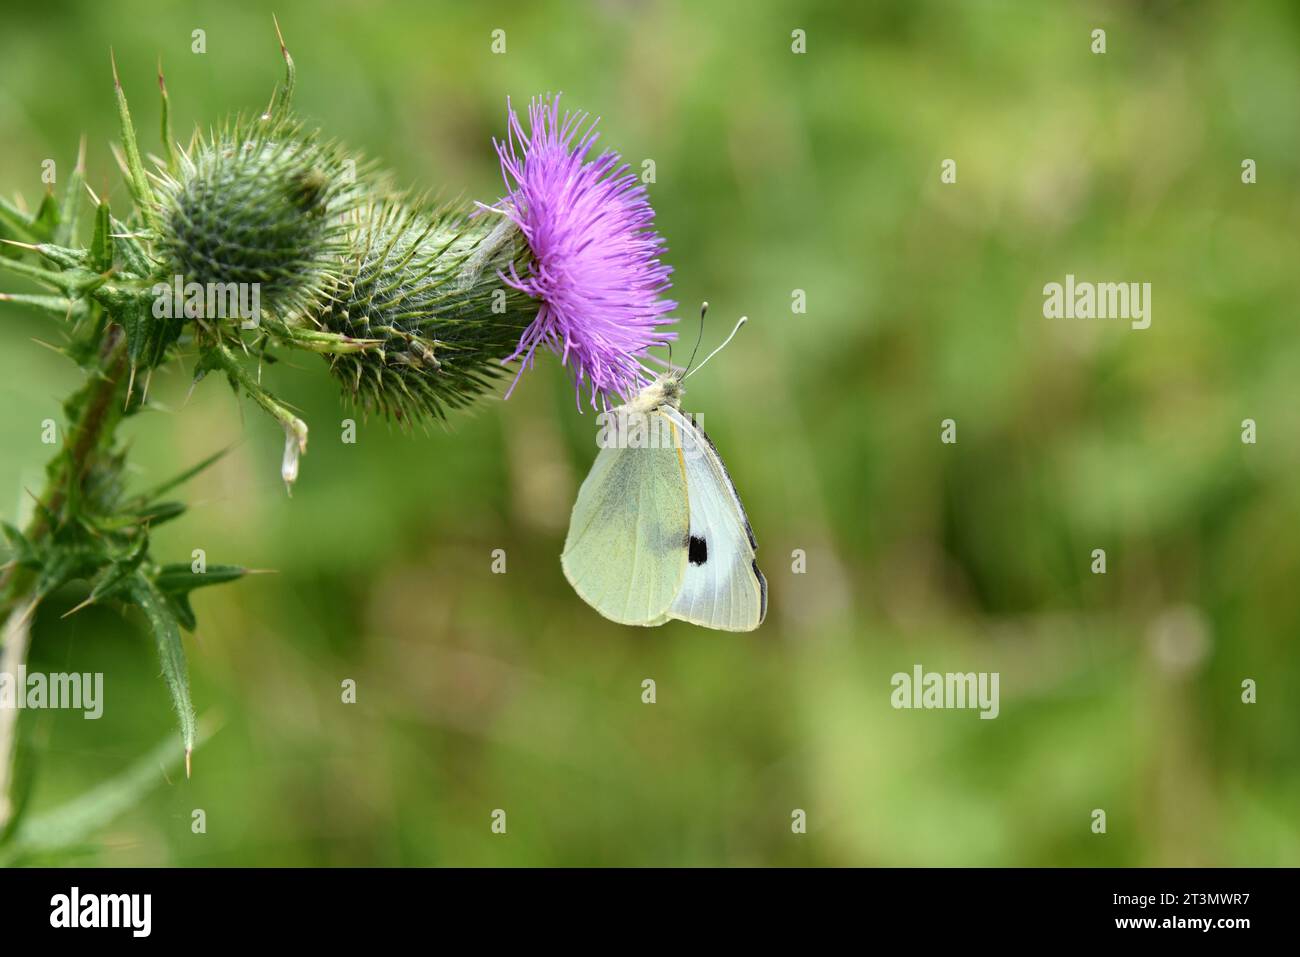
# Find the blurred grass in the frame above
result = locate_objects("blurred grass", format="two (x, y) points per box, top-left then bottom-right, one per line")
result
(2, 0), (1299, 865)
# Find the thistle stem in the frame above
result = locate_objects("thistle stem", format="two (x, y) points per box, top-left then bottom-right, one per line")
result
(0, 327), (130, 827)
(210, 341), (308, 488)
(0, 597), (34, 831)
(0, 329), (130, 619)
(282, 326), (381, 354)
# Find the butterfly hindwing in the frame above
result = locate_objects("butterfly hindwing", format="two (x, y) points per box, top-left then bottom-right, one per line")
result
(661, 407), (767, 631)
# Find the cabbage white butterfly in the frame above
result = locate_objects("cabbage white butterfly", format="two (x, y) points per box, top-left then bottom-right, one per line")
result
(562, 311), (767, 631)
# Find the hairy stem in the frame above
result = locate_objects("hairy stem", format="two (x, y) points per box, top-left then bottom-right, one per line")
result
(0, 326), (130, 621)
(0, 321), (130, 820)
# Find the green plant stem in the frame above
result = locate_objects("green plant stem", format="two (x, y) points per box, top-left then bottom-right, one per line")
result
(0, 597), (34, 831)
(210, 340), (308, 480)
(281, 326), (380, 354)
(0, 323), (130, 821)
(0, 328), (130, 622)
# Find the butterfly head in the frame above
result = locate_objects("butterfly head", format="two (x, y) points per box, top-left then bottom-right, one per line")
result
(628, 372), (684, 413)
(629, 306), (747, 413)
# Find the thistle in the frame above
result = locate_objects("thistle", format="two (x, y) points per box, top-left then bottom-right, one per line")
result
(0, 22), (682, 857)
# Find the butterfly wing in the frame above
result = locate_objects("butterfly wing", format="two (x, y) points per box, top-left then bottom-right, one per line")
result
(660, 407), (767, 631)
(562, 411), (691, 626)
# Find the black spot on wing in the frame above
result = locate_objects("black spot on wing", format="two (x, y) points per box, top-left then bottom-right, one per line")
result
(688, 535), (708, 566)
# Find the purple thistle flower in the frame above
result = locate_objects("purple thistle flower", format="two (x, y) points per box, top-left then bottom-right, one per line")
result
(492, 96), (677, 406)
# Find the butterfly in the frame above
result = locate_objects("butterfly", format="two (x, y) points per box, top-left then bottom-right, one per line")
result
(561, 310), (767, 631)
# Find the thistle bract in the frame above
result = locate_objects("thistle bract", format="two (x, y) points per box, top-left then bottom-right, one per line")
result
(318, 199), (540, 422)
(152, 118), (362, 324)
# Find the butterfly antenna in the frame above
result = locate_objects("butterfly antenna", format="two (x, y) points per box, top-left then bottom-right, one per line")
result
(680, 302), (709, 377)
(684, 315), (746, 381)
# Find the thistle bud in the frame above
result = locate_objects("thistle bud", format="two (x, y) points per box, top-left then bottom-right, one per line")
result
(151, 117), (363, 324)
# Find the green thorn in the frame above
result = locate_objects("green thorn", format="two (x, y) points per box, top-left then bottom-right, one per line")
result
(111, 49), (161, 231)
(158, 59), (179, 175)
(264, 15), (296, 121)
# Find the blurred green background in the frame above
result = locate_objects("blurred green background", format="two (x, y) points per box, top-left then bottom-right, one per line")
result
(2, 0), (1299, 865)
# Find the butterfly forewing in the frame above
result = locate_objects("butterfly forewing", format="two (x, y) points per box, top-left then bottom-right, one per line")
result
(561, 412), (691, 626)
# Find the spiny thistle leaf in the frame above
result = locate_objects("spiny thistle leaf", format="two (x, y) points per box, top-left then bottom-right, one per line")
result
(0, 253), (77, 295)
(111, 50), (159, 230)
(317, 198), (539, 423)
(54, 138), (86, 247)
(121, 295), (183, 370)
(154, 564), (253, 631)
(89, 201), (111, 272)
(1, 523), (37, 568)
(127, 573), (196, 773)
(264, 14), (296, 123)
(0, 293), (82, 319)
(125, 445), (229, 505)
(0, 195), (39, 245)
(98, 500), (187, 531)
(107, 212), (152, 276)
(154, 563), (251, 593)
(157, 62), (179, 176)
(66, 534), (149, 614)
(31, 193), (60, 240)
